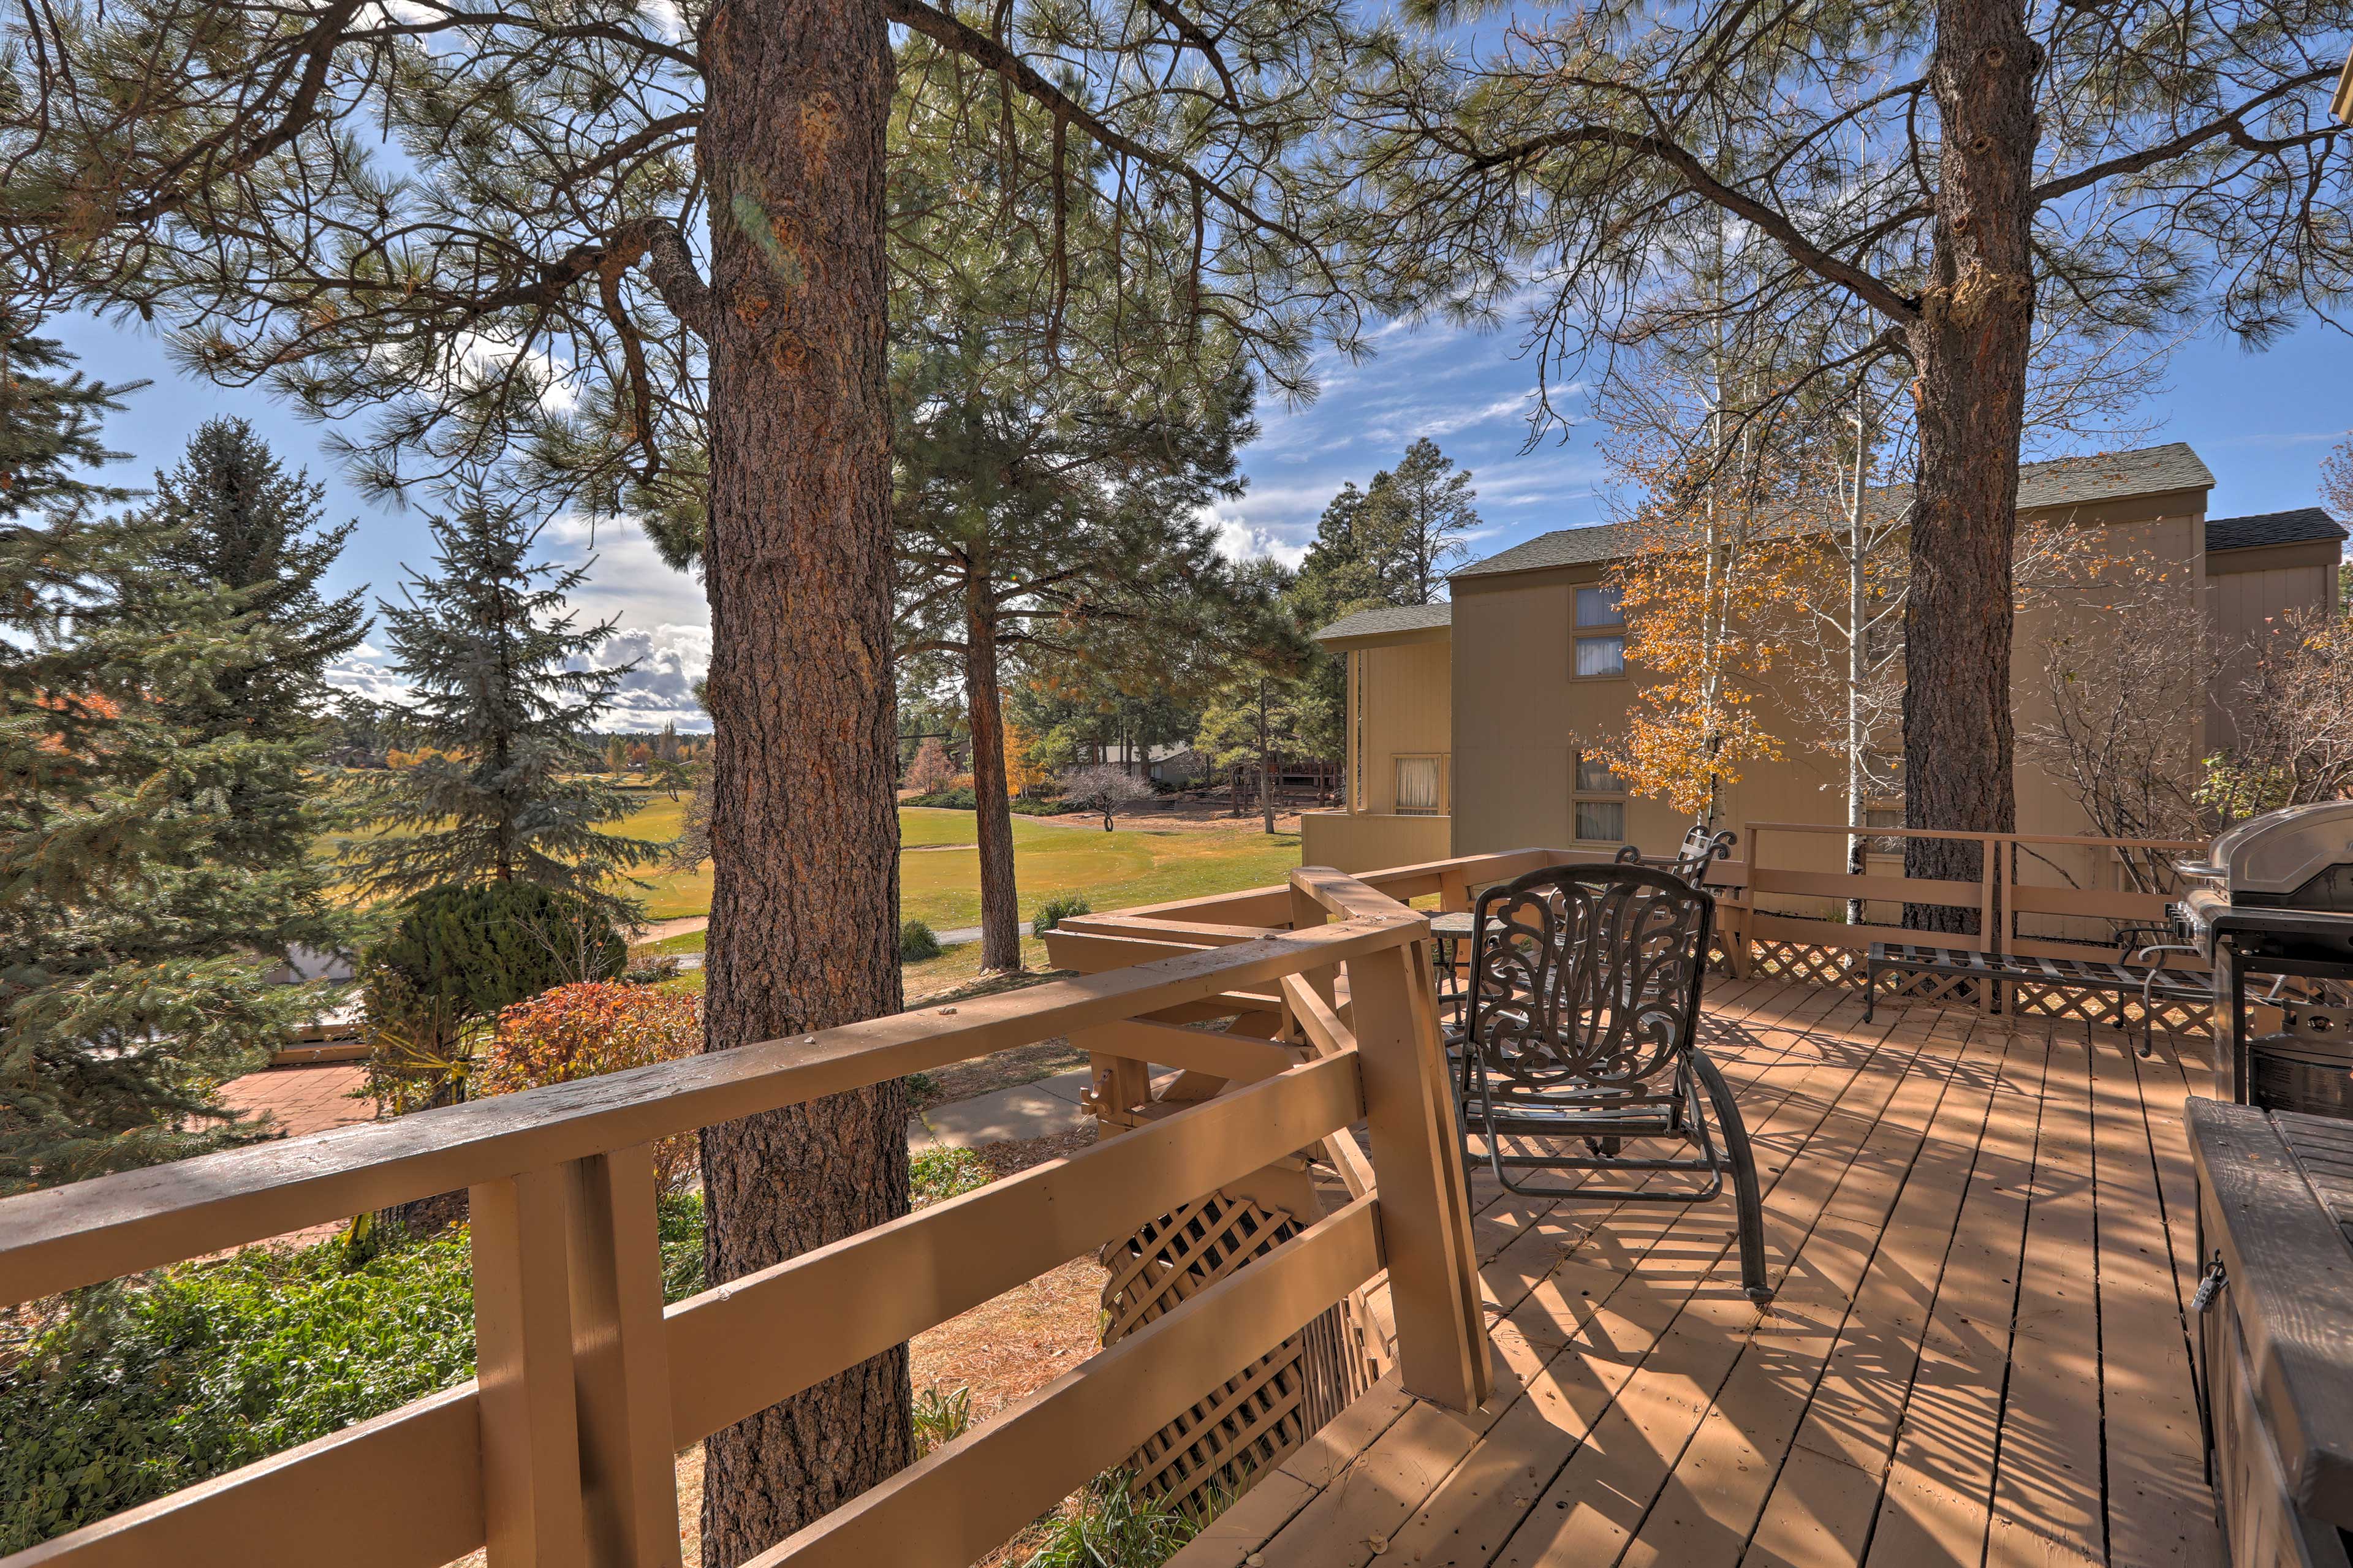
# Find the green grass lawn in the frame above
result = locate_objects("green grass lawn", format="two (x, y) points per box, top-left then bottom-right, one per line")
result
(626, 801), (1298, 934)
(898, 819), (1301, 931)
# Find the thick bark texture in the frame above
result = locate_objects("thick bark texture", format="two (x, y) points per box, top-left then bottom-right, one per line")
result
(1257, 684), (1277, 834)
(1901, 0), (2037, 933)
(962, 589), (1023, 970)
(697, 1), (911, 1562)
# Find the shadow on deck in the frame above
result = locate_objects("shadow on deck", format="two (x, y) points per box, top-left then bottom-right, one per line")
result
(1177, 979), (2219, 1568)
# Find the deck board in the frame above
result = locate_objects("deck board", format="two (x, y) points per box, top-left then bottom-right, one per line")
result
(1169, 984), (2225, 1568)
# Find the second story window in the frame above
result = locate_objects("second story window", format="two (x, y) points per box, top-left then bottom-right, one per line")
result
(1574, 585), (1626, 678)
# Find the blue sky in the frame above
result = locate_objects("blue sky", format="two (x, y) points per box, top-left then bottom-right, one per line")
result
(55, 307), (2351, 733)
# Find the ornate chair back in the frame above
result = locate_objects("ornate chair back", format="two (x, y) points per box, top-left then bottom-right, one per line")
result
(1462, 862), (1714, 1111)
(1615, 824), (1737, 888)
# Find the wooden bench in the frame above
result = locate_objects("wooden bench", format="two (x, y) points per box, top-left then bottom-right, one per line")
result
(1864, 940), (2208, 1048)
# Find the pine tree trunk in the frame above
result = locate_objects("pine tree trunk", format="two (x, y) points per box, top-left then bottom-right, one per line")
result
(1846, 395), (1871, 927)
(1257, 683), (1276, 834)
(963, 589), (1023, 971)
(1901, 0), (2036, 934)
(697, 4), (911, 1564)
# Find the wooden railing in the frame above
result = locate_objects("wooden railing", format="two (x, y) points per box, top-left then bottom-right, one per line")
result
(0, 869), (1490, 1568)
(1732, 820), (2204, 962)
(1050, 836), (2213, 1036)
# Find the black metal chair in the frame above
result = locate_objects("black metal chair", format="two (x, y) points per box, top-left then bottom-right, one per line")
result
(1616, 823), (1737, 887)
(1448, 862), (1774, 1306)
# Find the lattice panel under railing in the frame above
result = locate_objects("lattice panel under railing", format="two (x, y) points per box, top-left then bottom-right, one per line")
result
(1099, 1188), (1373, 1521)
(1736, 936), (2209, 1033)
(2004, 981), (2214, 1037)
(1748, 938), (1868, 993)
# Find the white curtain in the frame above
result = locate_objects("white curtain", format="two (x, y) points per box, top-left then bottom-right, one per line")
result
(1395, 756), (1442, 814)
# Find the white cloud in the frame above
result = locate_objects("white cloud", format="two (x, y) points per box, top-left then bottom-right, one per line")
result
(2216, 429), (2351, 450)
(449, 330), (579, 415)
(538, 512), (710, 627)
(324, 645), (412, 707)
(584, 623), (711, 730)
(1358, 388), (1539, 447)
(327, 622), (711, 731)
(1207, 507), (1308, 569)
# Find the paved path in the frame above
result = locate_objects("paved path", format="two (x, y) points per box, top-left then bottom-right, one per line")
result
(223, 1049), (1127, 1157)
(218, 1061), (377, 1137)
(635, 920), (991, 963)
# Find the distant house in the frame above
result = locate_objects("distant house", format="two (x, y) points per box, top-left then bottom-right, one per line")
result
(1145, 744), (1210, 785)
(1307, 442), (2346, 873)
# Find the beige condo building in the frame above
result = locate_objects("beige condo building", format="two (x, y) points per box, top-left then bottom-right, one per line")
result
(1305, 442), (2346, 876)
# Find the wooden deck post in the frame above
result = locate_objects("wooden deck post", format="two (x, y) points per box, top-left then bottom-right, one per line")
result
(471, 1167), (589, 1568)
(1347, 939), (1492, 1414)
(563, 1147), (683, 1568)
(1289, 880), (1341, 1009)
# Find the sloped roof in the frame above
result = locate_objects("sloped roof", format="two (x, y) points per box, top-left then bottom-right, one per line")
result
(2014, 441), (2214, 510)
(1311, 602), (1453, 643)
(2205, 506), (2347, 553)
(1450, 441), (2216, 583)
(1449, 522), (1640, 580)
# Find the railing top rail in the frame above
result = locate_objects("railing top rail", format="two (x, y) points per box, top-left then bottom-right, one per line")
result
(1746, 820), (2205, 852)
(1293, 864), (1428, 924)
(1098, 849), (1560, 928)
(0, 906), (1421, 1306)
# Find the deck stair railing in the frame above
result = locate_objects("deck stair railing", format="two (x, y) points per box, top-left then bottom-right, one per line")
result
(0, 868), (1490, 1568)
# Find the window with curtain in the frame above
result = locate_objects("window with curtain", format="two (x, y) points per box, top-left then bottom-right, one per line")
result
(1572, 749), (1627, 842)
(1575, 585), (1623, 627)
(1575, 800), (1626, 842)
(1395, 756), (1442, 815)
(1574, 634), (1626, 678)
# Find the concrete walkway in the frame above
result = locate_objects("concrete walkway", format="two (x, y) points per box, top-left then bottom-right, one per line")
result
(218, 1061), (376, 1137)
(224, 1051), (1148, 1156)
(907, 1064), (1178, 1151)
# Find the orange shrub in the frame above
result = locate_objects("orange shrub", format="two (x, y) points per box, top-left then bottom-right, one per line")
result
(476, 982), (703, 1192)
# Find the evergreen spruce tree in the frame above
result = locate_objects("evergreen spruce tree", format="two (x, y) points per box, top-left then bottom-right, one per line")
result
(1, 321), (346, 1190)
(1290, 482), (1388, 630)
(145, 417), (369, 742)
(343, 486), (664, 918)
(1362, 439), (1479, 607)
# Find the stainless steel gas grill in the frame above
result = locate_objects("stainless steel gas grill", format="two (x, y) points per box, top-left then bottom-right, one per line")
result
(2178, 801), (2353, 1112)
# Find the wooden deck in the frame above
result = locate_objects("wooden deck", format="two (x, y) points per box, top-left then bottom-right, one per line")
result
(1175, 979), (2222, 1568)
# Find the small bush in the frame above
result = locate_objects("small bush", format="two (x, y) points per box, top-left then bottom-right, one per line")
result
(900, 918), (944, 961)
(360, 882), (626, 1110)
(911, 1385), (974, 1457)
(0, 1193), (714, 1554)
(622, 953), (684, 983)
(0, 1233), (475, 1553)
(1025, 1474), (1204, 1568)
(475, 982), (704, 1192)
(1032, 894), (1092, 937)
(909, 1146), (988, 1203)
(658, 1189), (707, 1300)
(907, 783), (1074, 815)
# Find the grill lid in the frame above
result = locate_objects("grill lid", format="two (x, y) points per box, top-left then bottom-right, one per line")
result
(2199, 802), (2353, 898)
